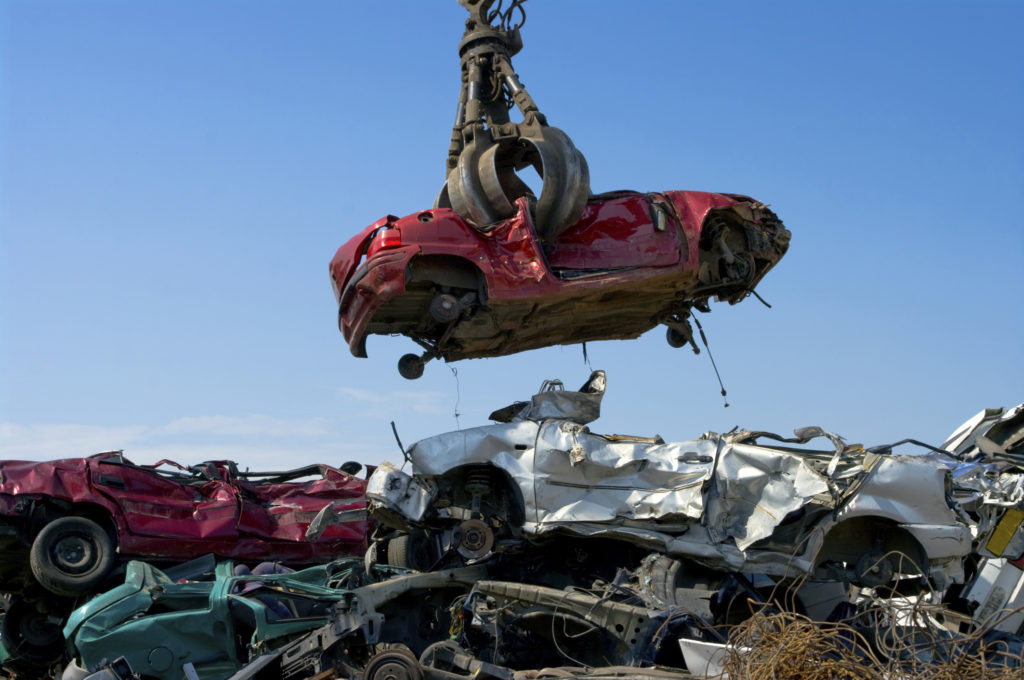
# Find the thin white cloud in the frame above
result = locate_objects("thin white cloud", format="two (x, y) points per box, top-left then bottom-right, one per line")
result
(157, 414), (330, 438)
(0, 423), (149, 460)
(338, 387), (449, 416)
(127, 442), (373, 472)
(0, 415), (386, 470)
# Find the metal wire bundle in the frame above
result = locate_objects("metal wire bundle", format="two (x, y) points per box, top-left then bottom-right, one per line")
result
(720, 596), (1024, 680)
(722, 606), (883, 680)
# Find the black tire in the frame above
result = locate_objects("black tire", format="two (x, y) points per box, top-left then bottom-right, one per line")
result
(386, 532), (437, 571)
(666, 327), (689, 348)
(398, 354), (425, 380)
(0, 597), (65, 665)
(387, 534), (413, 568)
(30, 516), (116, 596)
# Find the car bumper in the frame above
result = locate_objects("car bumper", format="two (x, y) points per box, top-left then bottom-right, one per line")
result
(339, 246), (419, 357)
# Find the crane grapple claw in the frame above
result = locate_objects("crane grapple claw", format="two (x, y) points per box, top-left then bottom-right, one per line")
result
(436, 0), (591, 242)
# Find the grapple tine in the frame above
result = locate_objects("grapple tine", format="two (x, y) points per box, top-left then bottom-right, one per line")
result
(440, 0), (591, 239)
(446, 135), (502, 227)
(526, 126), (591, 242)
(479, 139), (534, 219)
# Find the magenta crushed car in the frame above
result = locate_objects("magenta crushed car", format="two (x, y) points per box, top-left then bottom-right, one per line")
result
(0, 452), (370, 598)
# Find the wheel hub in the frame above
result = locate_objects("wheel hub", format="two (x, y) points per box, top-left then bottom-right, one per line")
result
(364, 650), (424, 680)
(456, 518), (494, 559)
(53, 535), (95, 573)
(18, 610), (61, 648)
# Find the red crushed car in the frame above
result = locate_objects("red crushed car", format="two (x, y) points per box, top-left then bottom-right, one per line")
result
(0, 452), (370, 597)
(330, 190), (790, 378)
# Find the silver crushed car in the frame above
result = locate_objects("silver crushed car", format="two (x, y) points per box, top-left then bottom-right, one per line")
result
(362, 371), (974, 589)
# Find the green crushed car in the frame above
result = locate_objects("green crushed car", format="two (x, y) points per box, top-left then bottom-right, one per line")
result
(61, 556), (400, 680)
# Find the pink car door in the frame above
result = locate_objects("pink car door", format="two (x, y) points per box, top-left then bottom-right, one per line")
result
(90, 459), (239, 540)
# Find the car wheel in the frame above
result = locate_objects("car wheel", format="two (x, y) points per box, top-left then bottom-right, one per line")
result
(386, 532), (436, 571)
(30, 516), (116, 597)
(0, 597), (65, 666)
(644, 555), (748, 625)
(364, 648), (424, 680)
(429, 293), (461, 323)
(387, 534), (415, 569)
(397, 354), (425, 380)
(665, 327), (689, 348)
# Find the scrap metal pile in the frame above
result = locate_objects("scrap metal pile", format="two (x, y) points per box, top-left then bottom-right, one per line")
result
(4, 380), (1020, 679)
(2, 2), (1021, 680)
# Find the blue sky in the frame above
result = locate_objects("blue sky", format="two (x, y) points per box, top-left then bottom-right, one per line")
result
(2, 1), (1021, 471)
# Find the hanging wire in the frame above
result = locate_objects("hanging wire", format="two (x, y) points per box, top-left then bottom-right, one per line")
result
(450, 364), (462, 429)
(692, 315), (729, 407)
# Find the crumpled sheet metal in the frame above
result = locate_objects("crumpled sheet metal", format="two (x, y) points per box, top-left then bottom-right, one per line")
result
(705, 441), (830, 550)
(532, 421), (712, 525)
(365, 461), (434, 523)
(942, 403), (1024, 460)
(364, 375), (991, 582)
(520, 371), (606, 424)
(406, 421), (540, 478)
(935, 402), (1024, 562)
(373, 418), (969, 578)
(403, 420), (871, 547)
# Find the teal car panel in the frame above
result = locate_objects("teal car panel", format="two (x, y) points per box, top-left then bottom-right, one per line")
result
(64, 558), (372, 679)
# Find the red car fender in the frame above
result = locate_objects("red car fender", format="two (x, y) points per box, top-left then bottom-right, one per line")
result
(665, 191), (758, 271)
(0, 456), (129, 543)
(329, 215), (397, 303)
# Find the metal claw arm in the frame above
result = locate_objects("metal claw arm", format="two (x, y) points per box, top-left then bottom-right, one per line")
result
(437, 0), (591, 243)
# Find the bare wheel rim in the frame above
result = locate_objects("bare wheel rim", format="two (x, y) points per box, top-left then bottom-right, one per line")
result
(51, 534), (98, 574)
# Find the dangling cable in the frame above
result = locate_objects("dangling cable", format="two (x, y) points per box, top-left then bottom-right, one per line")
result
(748, 288), (772, 308)
(450, 365), (462, 429)
(692, 316), (729, 408)
(390, 421), (411, 468)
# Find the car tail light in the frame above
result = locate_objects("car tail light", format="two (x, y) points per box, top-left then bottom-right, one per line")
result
(367, 228), (402, 258)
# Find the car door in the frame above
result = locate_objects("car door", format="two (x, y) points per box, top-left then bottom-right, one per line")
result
(237, 466), (368, 543)
(531, 421), (713, 530)
(544, 193), (683, 271)
(90, 459), (239, 540)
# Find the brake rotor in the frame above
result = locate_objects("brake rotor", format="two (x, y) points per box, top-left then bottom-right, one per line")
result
(456, 518), (495, 559)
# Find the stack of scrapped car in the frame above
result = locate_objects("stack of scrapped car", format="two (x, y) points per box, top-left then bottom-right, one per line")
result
(330, 191), (790, 379)
(51, 379), (1024, 679)
(0, 454), (370, 675)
